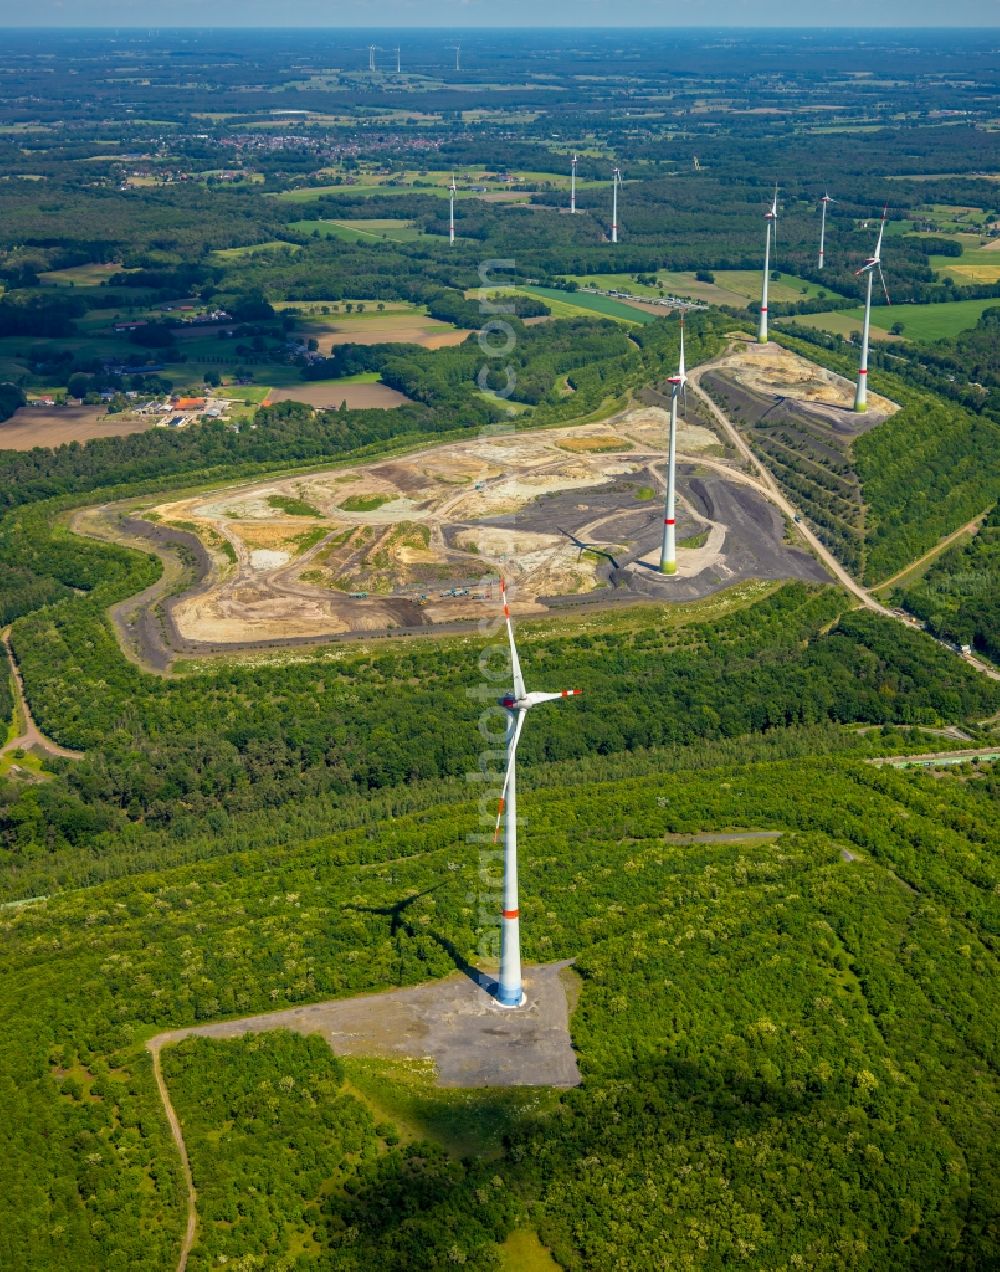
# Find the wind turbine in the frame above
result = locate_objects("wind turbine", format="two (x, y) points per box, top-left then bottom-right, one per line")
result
(854, 204), (890, 413)
(448, 43), (461, 72)
(395, 45), (401, 75)
(570, 153), (577, 214)
(758, 186), (778, 344)
(368, 44), (377, 73)
(611, 166), (621, 244)
(449, 174), (456, 244)
(818, 192), (835, 270)
(660, 318), (687, 575)
(492, 579), (581, 1007)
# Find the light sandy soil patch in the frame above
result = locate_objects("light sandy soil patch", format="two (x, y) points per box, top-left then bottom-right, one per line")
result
(725, 340), (897, 416)
(248, 549), (291, 570)
(122, 399), (822, 651)
(265, 382), (411, 409)
(617, 404), (723, 453)
(0, 406), (150, 450)
(225, 521), (318, 552)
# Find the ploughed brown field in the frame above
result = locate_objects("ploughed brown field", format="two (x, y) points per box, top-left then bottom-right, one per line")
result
(264, 382), (412, 409)
(0, 405), (151, 450)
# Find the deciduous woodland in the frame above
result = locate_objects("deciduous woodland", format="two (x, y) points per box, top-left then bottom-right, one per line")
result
(0, 26), (998, 1272)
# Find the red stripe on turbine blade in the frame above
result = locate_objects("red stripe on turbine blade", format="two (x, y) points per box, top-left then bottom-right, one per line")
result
(502, 909), (519, 920)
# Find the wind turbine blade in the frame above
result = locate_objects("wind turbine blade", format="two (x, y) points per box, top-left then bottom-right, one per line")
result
(500, 578), (526, 700)
(878, 263), (891, 306)
(493, 710), (526, 841)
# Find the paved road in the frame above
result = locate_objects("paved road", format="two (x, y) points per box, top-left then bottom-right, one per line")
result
(869, 746), (1000, 768)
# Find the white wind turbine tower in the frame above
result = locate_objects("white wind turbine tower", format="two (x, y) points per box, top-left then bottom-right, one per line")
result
(448, 174), (456, 245)
(570, 153), (577, 214)
(854, 204), (890, 413)
(368, 44), (377, 74)
(448, 43), (461, 72)
(660, 317), (687, 575)
(818, 192), (835, 270)
(493, 579), (581, 1007)
(611, 166), (621, 243)
(395, 45), (401, 75)
(758, 186), (778, 344)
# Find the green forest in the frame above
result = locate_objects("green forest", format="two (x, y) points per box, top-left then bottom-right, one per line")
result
(897, 503), (1000, 661)
(1, 26), (998, 1272)
(2, 745), (997, 1269)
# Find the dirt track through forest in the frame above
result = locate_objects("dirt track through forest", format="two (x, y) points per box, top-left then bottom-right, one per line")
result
(147, 1041), (198, 1272)
(1, 630), (84, 760)
(146, 962), (579, 1270)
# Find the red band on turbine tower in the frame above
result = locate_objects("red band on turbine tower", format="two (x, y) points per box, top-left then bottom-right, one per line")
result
(859, 368), (868, 375)
(502, 909), (519, 920)
(665, 518), (675, 525)
(760, 305), (768, 313)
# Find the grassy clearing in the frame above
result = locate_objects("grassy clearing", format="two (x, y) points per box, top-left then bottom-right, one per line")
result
(266, 494), (322, 518)
(341, 1056), (557, 1160)
(499, 1229), (562, 1271)
(340, 493), (391, 512)
(212, 240), (302, 259)
(38, 262), (128, 286)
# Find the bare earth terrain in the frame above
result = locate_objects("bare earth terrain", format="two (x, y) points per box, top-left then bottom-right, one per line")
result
(265, 381), (411, 409)
(0, 404), (151, 450)
(87, 369), (827, 657)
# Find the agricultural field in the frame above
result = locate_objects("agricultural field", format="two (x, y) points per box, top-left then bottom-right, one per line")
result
(0, 403), (152, 450)
(265, 381), (411, 409)
(277, 301), (468, 350)
(522, 285), (658, 323)
(713, 269), (840, 303)
(792, 297), (1000, 343)
(567, 270), (845, 309)
(928, 236), (1000, 284)
(289, 217), (430, 243)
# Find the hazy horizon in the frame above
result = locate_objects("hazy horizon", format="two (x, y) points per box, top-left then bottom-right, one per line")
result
(0, 10), (995, 28)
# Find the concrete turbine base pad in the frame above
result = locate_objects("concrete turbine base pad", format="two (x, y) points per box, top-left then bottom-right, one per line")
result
(149, 960), (581, 1089)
